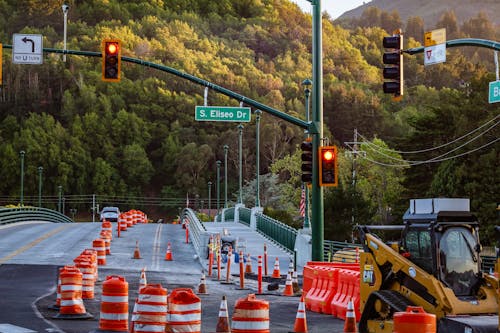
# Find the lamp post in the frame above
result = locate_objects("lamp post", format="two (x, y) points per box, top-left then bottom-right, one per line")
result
(62, 197), (66, 215)
(58, 185), (62, 212)
(302, 79), (312, 229)
(223, 145), (229, 208)
(216, 160), (221, 214)
(19, 150), (25, 206)
(62, 4), (69, 62)
(237, 124), (244, 204)
(208, 181), (212, 219)
(255, 110), (262, 207)
(38, 166), (43, 207)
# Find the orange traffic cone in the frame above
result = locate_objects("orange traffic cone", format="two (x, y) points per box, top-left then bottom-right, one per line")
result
(271, 257), (281, 278)
(215, 295), (231, 333)
(292, 270), (300, 294)
(283, 272), (294, 296)
(245, 253), (253, 274)
(198, 272), (208, 294)
(133, 241), (142, 259)
(138, 268), (147, 292)
(165, 242), (173, 261)
(343, 298), (358, 333)
(289, 294), (308, 333)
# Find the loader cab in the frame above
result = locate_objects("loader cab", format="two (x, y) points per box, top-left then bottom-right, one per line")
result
(402, 201), (482, 297)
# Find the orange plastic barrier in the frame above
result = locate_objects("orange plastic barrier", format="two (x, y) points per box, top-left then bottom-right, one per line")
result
(98, 275), (129, 332)
(303, 262), (359, 293)
(53, 265), (92, 319)
(330, 269), (360, 320)
(166, 288), (201, 333)
(394, 306), (436, 333)
(132, 283), (168, 333)
(231, 294), (269, 333)
(92, 238), (106, 265)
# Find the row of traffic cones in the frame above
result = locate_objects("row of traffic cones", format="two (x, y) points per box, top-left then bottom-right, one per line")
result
(132, 240), (173, 260)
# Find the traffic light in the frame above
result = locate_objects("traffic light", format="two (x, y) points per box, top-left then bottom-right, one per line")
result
(382, 31), (403, 99)
(319, 146), (338, 187)
(102, 39), (121, 82)
(300, 140), (313, 183)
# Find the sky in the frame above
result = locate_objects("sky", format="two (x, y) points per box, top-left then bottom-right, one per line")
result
(291, 0), (370, 20)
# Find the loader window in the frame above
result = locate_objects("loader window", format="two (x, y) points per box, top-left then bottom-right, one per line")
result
(439, 227), (479, 296)
(404, 230), (432, 274)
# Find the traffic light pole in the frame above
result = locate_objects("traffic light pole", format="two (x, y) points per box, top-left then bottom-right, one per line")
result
(310, 0), (324, 261)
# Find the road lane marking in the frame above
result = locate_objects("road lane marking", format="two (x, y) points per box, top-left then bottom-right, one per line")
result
(0, 324), (36, 332)
(151, 223), (163, 270)
(0, 224), (72, 265)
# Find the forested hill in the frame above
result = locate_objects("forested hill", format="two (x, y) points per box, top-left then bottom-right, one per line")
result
(338, 0), (500, 27)
(0, 0), (498, 243)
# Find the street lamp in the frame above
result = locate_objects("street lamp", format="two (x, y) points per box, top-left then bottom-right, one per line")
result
(255, 110), (262, 207)
(302, 79), (312, 229)
(62, 4), (69, 62)
(223, 145), (229, 208)
(38, 166), (43, 207)
(237, 124), (244, 204)
(58, 185), (62, 212)
(207, 181), (212, 219)
(216, 160), (221, 214)
(19, 150), (25, 207)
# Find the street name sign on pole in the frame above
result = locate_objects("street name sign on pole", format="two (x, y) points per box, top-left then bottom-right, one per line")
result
(424, 28), (446, 66)
(489, 81), (500, 104)
(195, 106), (251, 122)
(12, 34), (43, 64)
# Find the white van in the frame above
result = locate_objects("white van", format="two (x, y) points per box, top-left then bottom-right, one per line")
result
(100, 206), (120, 222)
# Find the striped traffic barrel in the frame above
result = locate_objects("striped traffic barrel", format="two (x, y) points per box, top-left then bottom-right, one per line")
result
(92, 238), (106, 265)
(231, 294), (269, 333)
(98, 275), (129, 332)
(80, 248), (98, 281)
(100, 230), (112, 255)
(132, 284), (168, 333)
(101, 220), (113, 239)
(73, 255), (94, 299)
(166, 288), (201, 333)
(53, 265), (92, 319)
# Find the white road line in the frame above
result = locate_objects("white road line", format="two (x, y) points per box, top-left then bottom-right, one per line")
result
(0, 324), (37, 333)
(151, 223), (163, 271)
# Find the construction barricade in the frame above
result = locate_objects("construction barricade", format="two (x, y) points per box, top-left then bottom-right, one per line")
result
(92, 238), (107, 265)
(53, 265), (92, 319)
(393, 306), (436, 333)
(73, 255), (95, 299)
(231, 294), (269, 333)
(302, 261), (360, 321)
(132, 284), (168, 333)
(96, 275), (129, 332)
(166, 288), (201, 333)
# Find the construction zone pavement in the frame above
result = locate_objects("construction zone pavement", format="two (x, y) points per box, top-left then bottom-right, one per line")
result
(0, 221), (346, 332)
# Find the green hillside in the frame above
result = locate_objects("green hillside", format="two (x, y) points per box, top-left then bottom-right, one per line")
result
(0, 0), (497, 243)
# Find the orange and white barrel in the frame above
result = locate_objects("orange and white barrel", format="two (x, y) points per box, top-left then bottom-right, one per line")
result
(92, 238), (106, 265)
(231, 294), (269, 333)
(127, 214), (134, 227)
(98, 275), (129, 332)
(101, 220), (113, 239)
(58, 265), (86, 315)
(80, 248), (98, 281)
(133, 284), (168, 333)
(166, 288), (201, 333)
(73, 256), (95, 299)
(100, 230), (112, 255)
(118, 214), (128, 231)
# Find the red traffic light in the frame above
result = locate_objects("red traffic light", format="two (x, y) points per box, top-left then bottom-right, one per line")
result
(106, 42), (118, 55)
(322, 149), (334, 161)
(319, 146), (338, 187)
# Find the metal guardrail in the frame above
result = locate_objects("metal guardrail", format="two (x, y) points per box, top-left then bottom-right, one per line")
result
(182, 208), (207, 259)
(0, 207), (73, 225)
(255, 213), (297, 253)
(239, 207), (251, 226)
(224, 207), (235, 221)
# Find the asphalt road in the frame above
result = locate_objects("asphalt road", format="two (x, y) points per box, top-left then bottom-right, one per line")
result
(0, 221), (346, 332)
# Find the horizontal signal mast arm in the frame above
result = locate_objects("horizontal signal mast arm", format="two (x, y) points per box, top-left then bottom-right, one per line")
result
(405, 38), (500, 55)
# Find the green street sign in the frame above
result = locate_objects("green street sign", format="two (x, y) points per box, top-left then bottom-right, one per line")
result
(489, 81), (500, 104)
(195, 106), (251, 122)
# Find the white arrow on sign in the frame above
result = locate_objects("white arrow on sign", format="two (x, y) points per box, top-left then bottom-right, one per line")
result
(12, 33), (43, 64)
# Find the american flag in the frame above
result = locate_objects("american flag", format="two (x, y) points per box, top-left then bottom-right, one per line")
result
(299, 185), (305, 217)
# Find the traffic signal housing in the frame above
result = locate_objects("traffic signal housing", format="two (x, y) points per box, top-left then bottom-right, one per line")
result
(102, 39), (121, 82)
(300, 140), (313, 183)
(382, 32), (403, 99)
(319, 146), (338, 187)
